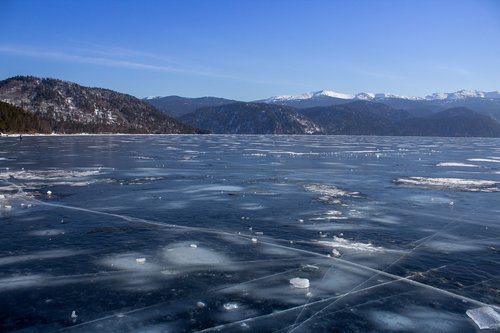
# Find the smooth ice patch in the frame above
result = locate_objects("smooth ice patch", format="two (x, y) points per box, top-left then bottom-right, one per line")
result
(101, 253), (160, 272)
(370, 310), (415, 331)
(370, 306), (466, 332)
(29, 229), (65, 236)
(163, 242), (231, 267)
(466, 306), (500, 330)
(0, 249), (83, 266)
(396, 177), (500, 192)
(406, 194), (454, 205)
(0, 274), (46, 291)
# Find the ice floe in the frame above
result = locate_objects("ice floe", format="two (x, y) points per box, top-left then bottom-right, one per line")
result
(395, 177), (500, 192)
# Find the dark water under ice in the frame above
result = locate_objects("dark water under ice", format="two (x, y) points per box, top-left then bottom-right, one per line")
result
(0, 135), (499, 332)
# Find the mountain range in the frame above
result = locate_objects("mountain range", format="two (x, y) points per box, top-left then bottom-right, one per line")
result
(255, 89), (500, 121)
(1, 76), (499, 137)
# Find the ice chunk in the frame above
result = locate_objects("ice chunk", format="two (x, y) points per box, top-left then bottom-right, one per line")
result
(189, 244), (197, 248)
(290, 277), (310, 288)
(196, 301), (206, 308)
(466, 306), (500, 330)
(223, 302), (239, 310)
(251, 237), (258, 243)
(47, 190), (52, 196)
(135, 258), (146, 264)
(71, 310), (78, 319)
(331, 248), (342, 257)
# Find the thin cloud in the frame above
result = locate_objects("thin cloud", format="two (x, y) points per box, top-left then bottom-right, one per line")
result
(434, 65), (472, 77)
(0, 45), (302, 87)
(0, 45), (219, 77)
(351, 67), (404, 80)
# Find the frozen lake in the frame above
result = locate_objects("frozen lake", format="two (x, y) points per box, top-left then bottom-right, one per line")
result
(1, 135), (499, 332)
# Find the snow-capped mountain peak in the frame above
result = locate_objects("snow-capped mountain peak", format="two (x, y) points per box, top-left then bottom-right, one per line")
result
(268, 90), (354, 102)
(264, 89), (500, 104)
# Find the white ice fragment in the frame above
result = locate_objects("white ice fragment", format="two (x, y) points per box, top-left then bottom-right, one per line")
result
(331, 248), (342, 257)
(0, 194), (5, 199)
(466, 306), (500, 330)
(254, 231), (263, 235)
(290, 277), (310, 288)
(196, 301), (206, 308)
(4, 205), (11, 209)
(71, 310), (78, 319)
(47, 190), (52, 196)
(223, 302), (239, 310)
(190, 244), (197, 248)
(251, 237), (258, 243)
(135, 258), (146, 264)
(298, 219), (304, 223)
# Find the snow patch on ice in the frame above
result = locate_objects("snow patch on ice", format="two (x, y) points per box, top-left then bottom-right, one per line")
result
(436, 162), (481, 168)
(289, 277), (310, 288)
(319, 236), (384, 253)
(396, 177), (500, 192)
(467, 158), (500, 163)
(305, 184), (360, 198)
(163, 242), (231, 267)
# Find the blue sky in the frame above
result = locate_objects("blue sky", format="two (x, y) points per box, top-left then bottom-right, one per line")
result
(1, 0), (499, 100)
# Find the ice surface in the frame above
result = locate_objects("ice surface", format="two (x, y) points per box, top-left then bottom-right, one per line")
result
(466, 306), (500, 330)
(1, 135), (498, 332)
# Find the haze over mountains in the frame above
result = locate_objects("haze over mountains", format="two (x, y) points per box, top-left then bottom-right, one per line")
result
(1, 76), (499, 137)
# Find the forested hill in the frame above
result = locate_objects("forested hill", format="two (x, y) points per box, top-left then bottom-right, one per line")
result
(0, 101), (51, 134)
(0, 76), (202, 134)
